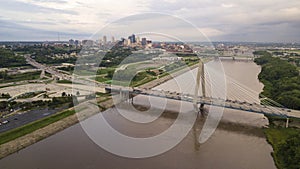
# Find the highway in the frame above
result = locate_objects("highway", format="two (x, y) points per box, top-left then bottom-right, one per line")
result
(0, 107), (66, 133)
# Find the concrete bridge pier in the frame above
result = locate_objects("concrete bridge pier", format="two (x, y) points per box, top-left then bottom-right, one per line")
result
(199, 103), (205, 116)
(119, 89), (127, 103)
(119, 89), (134, 104)
(129, 93), (134, 104)
(286, 118), (289, 128)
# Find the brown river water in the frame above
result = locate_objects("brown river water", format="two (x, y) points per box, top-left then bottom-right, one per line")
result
(0, 60), (276, 169)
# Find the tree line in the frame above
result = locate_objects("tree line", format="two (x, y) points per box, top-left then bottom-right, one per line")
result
(254, 51), (300, 109)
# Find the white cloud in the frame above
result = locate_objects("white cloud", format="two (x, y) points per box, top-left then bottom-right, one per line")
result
(0, 0), (300, 42)
(221, 3), (235, 8)
(199, 27), (224, 37)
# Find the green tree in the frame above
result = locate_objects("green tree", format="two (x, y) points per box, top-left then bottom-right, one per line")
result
(277, 134), (300, 169)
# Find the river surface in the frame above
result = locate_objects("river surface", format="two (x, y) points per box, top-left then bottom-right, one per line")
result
(0, 60), (276, 169)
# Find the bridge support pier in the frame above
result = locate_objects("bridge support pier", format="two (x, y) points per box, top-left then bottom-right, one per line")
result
(199, 103), (205, 116)
(130, 94), (133, 104)
(286, 118), (289, 128)
(119, 89), (134, 104)
(119, 89), (127, 103)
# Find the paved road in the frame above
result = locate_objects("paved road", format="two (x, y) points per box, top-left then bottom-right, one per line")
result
(0, 107), (67, 133)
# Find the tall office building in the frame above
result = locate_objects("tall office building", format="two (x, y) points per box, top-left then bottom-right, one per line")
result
(74, 40), (80, 47)
(127, 39), (131, 45)
(128, 34), (136, 43)
(69, 39), (75, 45)
(141, 38), (147, 46)
(111, 36), (115, 43)
(103, 35), (107, 44)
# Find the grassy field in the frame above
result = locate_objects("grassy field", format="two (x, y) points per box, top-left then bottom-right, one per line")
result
(97, 67), (115, 75)
(94, 76), (111, 83)
(0, 109), (75, 145)
(131, 75), (156, 87)
(0, 71), (41, 84)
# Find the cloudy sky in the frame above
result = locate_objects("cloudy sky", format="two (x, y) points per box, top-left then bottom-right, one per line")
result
(0, 0), (299, 42)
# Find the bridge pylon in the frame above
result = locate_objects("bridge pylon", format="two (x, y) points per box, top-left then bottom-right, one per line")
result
(194, 59), (206, 115)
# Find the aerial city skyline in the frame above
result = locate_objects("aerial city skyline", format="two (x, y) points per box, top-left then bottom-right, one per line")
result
(0, 1), (300, 169)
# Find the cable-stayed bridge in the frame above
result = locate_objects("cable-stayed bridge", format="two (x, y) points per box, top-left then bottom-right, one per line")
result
(25, 54), (300, 127)
(107, 60), (300, 128)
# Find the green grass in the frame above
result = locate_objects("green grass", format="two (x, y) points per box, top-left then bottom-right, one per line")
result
(94, 76), (110, 83)
(0, 71), (41, 84)
(264, 128), (299, 149)
(74, 69), (95, 76)
(0, 109), (76, 145)
(57, 79), (73, 84)
(131, 76), (156, 87)
(95, 92), (111, 97)
(97, 67), (115, 75)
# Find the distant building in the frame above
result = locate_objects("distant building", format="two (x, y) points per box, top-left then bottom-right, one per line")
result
(120, 38), (126, 45)
(127, 39), (131, 45)
(128, 34), (136, 43)
(74, 40), (80, 46)
(69, 39), (75, 45)
(103, 36), (107, 44)
(141, 38), (147, 46)
(136, 36), (140, 44)
(111, 36), (115, 43)
(82, 40), (94, 46)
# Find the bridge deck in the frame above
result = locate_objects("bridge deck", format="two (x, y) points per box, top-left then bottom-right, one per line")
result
(108, 87), (300, 119)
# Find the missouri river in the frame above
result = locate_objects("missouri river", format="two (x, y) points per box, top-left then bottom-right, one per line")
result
(0, 59), (276, 169)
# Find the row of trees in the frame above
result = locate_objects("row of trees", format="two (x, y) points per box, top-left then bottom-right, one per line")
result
(254, 51), (300, 109)
(256, 52), (300, 169)
(276, 133), (300, 169)
(0, 48), (27, 68)
(0, 96), (76, 113)
(15, 45), (79, 64)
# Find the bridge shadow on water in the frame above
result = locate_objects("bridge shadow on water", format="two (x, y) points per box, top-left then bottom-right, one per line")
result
(110, 102), (266, 151)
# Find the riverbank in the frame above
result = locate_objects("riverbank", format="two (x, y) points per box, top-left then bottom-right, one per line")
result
(254, 51), (300, 169)
(263, 116), (300, 169)
(0, 62), (199, 159)
(0, 109), (76, 159)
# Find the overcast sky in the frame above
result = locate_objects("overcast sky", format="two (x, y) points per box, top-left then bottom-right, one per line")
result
(0, 0), (299, 42)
